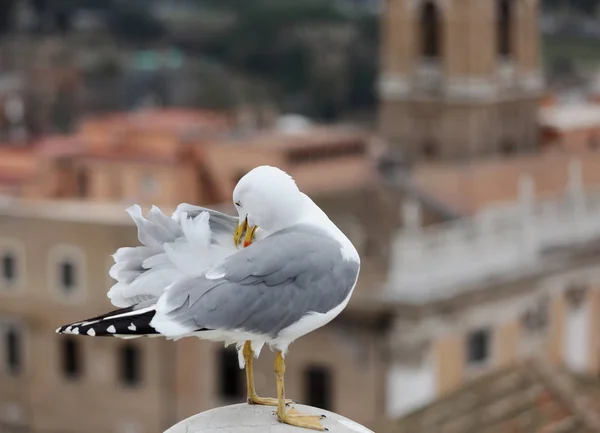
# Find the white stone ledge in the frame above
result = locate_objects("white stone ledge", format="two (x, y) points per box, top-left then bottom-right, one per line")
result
(165, 404), (374, 433)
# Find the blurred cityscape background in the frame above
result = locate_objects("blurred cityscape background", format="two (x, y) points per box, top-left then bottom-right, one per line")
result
(1, 0), (600, 432)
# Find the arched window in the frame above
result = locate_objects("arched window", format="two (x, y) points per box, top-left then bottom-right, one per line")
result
(421, 1), (441, 59)
(59, 260), (77, 293)
(497, 0), (512, 57)
(1, 252), (16, 285)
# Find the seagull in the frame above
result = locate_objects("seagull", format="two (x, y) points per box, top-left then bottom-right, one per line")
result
(58, 193), (273, 405)
(56, 165), (361, 431)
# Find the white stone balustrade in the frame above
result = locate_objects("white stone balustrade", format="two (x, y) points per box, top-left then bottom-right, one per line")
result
(387, 160), (600, 302)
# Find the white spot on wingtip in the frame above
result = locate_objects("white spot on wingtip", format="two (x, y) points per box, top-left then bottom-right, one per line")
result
(128, 323), (136, 331)
(55, 327), (61, 333)
(87, 328), (96, 336)
(72, 327), (79, 335)
(107, 325), (116, 333)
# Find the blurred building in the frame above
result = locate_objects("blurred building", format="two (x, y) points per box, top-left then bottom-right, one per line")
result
(0, 105), (405, 432)
(0, 108), (376, 208)
(379, 162), (600, 421)
(378, 0), (542, 160)
(374, 0), (600, 428)
(3, 156), (600, 432)
(0, 182), (402, 432)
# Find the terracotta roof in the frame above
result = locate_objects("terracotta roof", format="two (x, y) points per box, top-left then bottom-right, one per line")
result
(77, 151), (181, 165)
(79, 108), (234, 134)
(214, 125), (370, 151)
(0, 172), (31, 185)
(381, 359), (600, 433)
(33, 135), (84, 157)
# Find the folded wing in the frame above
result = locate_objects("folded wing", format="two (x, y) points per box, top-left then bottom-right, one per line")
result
(150, 225), (360, 339)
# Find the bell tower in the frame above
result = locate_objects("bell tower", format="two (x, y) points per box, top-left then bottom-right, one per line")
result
(378, 0), (542, 161)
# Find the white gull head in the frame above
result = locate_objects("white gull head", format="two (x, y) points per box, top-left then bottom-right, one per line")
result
(233, 165), (359, 262)
(233, 166), (306, 233)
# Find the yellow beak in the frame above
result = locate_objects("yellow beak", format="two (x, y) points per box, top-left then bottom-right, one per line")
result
(234, 217), (248, 247)
(243, 224), (258, 248)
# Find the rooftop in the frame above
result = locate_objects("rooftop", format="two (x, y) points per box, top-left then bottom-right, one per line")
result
(212, 124), (371, 151)
(381, 359), (600, 433)
(0, 197), (235, 226)
(78, 107), (235, 135)
(412, 154), (600, 215)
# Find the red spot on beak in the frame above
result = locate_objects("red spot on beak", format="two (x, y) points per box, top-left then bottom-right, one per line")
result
(243, 240), (251, 248)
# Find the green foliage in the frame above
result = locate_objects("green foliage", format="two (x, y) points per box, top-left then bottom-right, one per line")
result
(542, 0), (600, 14)
(197, 0), (378, 119)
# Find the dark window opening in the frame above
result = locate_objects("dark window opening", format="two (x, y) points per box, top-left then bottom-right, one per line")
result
(5, 326), (21, 376)
(59, 261), (76, 292)
(304, 366), (333, 411)
(421, 1), (441, 59)
(467, 329), (490, 364)
(422, 139), (439, 159)
(76, 170), (88, 197)
(120, 344), (142, 387)
(497, 0), (512, 57)
(61, 338), (81, 379)
(287, 142), (365, 165)
(218, 347), (243, 399)
(2, 253), (16, 284)
(500, 139), (516, 155)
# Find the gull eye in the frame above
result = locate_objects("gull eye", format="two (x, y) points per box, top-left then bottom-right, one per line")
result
(235, 201), (242, 207)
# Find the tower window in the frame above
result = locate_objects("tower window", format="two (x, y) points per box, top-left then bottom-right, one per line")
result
(304, 366), (333, 411)
(1, 252), (16, 285)
(61, 338), (81, 379)
(421, 1), (441, 59)
(120, 344), (142, 387)
(467, 329), (490, 364)
(497, 0), (512, 57)
(5, 326), (22, 376)
(218, 347), (243, 400)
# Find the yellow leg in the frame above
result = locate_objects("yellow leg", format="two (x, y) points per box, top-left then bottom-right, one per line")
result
(275, 351), (326, 431)
(244, 341), (293, 406)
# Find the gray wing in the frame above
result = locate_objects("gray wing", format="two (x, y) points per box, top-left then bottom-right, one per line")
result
(155, 225), (360, 337)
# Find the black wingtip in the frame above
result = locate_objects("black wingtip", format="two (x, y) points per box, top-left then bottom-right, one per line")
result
(56, 305), (159, 337)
